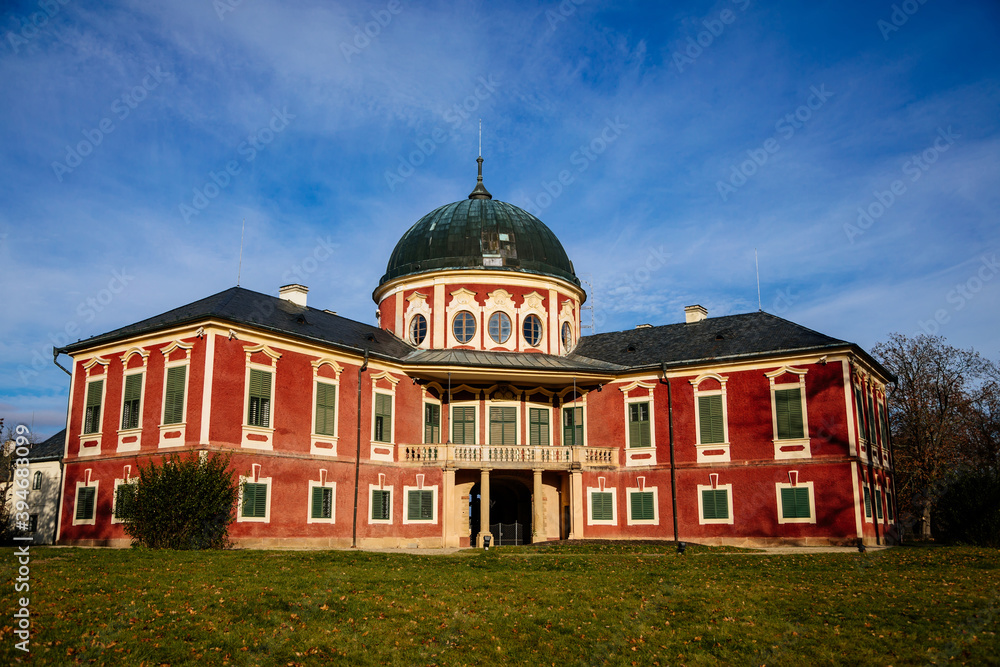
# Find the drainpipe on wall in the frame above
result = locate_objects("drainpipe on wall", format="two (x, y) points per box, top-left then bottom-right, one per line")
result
(661, 362), (679, 543)
(854, 361), (881, 547)
(52, 347), (71, 544)
(351, 348), (369, 549)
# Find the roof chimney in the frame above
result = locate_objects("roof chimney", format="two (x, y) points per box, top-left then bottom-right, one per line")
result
(685, 304), (707, 323)
(279, 284), (308, 308)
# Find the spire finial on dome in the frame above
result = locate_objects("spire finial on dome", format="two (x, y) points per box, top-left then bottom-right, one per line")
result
(468, 154), (492, 200)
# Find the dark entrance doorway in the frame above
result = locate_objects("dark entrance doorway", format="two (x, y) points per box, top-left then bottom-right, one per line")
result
(470, 475), (533, 545)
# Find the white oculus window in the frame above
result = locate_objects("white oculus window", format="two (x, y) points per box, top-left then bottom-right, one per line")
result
(522, 314), (542, 347)
(453, 311), (476, 344)
(488, 311), (511, 344)
(409, 314), (427, 345)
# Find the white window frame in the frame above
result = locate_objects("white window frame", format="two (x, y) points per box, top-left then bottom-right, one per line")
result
(369, 371), (399, 462)
(766, 367), (811, 460)
(110, 477), (137, 525)
(691, 373), (730, 463)
(241, 344), (280, 451)
(696, 483), (735, 525)
(487, 401), (521, 446)
(72, 479), (99, 526)
(422, 395), (443, 444)
(620, 381), (657, 466)
(80, 356), (110, 455)
(625, 486), (659, 526)
(311, 359), (342, 456)
(237, 475), (272, 523)
(526, 405), (554, 447)
(402, 484), (439, 524)
(159, 341), (193, 449)
(450, 401), (480, 446)
(306, 479), (337, 524)
(586, 486), (617, 526)
(368, 483), (394, 525)
(775, 481), (816, 524)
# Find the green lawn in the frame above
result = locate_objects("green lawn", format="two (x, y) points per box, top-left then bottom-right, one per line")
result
(2, 542), (998, 665)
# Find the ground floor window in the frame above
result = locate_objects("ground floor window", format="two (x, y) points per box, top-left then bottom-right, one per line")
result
(311, 487), (333, 520)
(697, 484), (734, 524)
(73, 483), (98, 525)
(407, 490), (433, 521)
(628, 490), (655, 523)
(28, 514), (38, 532)
(242, 482), (268, 519)
(776, 482), (815, 524)
(587, 488), (617, 525)
(370, 488), (392, 523)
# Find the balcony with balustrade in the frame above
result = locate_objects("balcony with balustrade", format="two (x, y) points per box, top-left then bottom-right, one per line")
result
(395, 443), (619, 470)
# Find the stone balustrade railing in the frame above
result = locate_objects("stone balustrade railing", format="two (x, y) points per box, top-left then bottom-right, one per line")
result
(400, 444), (619, 468)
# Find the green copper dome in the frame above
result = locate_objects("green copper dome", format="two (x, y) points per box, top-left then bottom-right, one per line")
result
(379, 160), (579, 287)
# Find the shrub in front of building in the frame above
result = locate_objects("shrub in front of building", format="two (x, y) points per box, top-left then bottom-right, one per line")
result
(116, 453), (237, 549)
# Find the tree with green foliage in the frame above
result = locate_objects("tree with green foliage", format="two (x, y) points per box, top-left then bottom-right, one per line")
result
(116, 452), (238, 549)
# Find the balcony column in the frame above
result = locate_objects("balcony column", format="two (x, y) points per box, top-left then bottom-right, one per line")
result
(442, 466), (457, 547)
(569, 466), (583, 540)
(532, 468), (544, 543)
(477, 468), (492, 547)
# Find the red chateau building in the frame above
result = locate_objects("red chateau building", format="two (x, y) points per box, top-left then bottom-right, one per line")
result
(55, 159), (897, 548)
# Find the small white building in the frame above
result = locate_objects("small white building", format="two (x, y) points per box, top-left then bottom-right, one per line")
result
(19, 430), (65, 544)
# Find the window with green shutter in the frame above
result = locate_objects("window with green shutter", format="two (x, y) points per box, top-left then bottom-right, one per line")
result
(452, 406), (476, 444)
(886, 492), (894, 521)
(407, 490), (434, 521)
(875, 489), (883, 519)
(373, 393), (392, 442)
(114, 483), (136, 519)
(371, 489), (391, 520)
(698, 395), (724, 444)
(563, 406), (583, 446)
(489, 406), (517, 445)
(701, 489), (729, 520)
(780, 487), (811, 520)
(631, 491), (655, 521)
(863, 486), (872, 518)
(32, 471), (42, 490)
(247, 369), (272, 428)
(774, 388), (804, 440)
(163, 366), (187, 425)
(314, 382), (337, 436)
(628, 402), (651, 448)
(311, 486), (333, 519)
(241, 482), (267, 518)
(591, 492), (614, 521)
(529, 408), (549, 446)
(84, 379), (103, 434)
(75, 486), (96, 521)
(121, 373), (142, 430)
(424, 403), (440, 443)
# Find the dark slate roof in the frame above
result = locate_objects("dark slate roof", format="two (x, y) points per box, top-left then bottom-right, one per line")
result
(572, 311), (853, 369)
(29, 429), (65, 461)
(403, 348), (624, 373)
(59, 287), (415, 361)
(379, 198), (580, 287)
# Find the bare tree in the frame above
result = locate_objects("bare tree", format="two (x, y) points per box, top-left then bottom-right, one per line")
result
(872, 334), (995, 539)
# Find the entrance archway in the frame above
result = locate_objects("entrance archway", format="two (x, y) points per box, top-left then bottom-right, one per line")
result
(470, 474), (533, 544)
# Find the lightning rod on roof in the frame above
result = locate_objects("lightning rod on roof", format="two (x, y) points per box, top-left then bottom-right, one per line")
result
(755, 248), (762, 312)
(237, 218), (246, 286)
(478, 118), (482, 157)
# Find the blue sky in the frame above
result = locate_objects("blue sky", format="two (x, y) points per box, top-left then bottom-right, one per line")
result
(2, 0), (998, 438)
